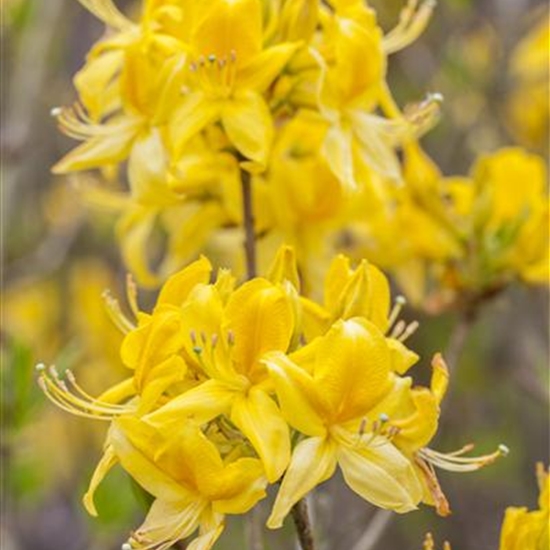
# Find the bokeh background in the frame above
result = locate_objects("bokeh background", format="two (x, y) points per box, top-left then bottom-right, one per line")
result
(1, 0), (548, 549)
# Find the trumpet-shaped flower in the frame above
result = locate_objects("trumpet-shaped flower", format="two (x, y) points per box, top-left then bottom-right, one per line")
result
(263, 317), (424, 527)
(109, 416), (267, 550)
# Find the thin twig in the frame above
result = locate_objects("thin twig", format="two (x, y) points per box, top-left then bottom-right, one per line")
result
(240, 169), (257, 279)
(291, 498), (315, 550)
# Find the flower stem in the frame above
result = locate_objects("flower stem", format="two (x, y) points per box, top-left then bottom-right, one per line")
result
(240, 168), (257, 279)
(291, 498), (315, 550)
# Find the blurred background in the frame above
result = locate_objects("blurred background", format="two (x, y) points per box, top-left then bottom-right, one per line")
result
(1, 0), (548, 549)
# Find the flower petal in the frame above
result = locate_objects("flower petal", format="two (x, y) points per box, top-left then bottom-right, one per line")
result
(263, 351), (327, 437)
(230, 387), (290, 483)
(146, 379), (236, 428)
(83, 444), (118, 516)
(338, 440), (422, 513)
(267, 436), (337, 528)
(221, 91), (273, 165)
(312, 318), (392, 423)
(225, 278), (294, 378)
(157, 256), (212, 306)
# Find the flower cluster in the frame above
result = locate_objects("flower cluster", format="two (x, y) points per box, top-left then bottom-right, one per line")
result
(52, 0), (440, 286)
(345, 145), (549, 312)
(38, 248), (506, 550)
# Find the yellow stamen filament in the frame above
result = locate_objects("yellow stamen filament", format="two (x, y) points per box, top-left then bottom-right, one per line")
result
(418, 444), (508, 472)
(404, 92), (443, 137)
(389, 319), (406, 339)
(383, 0), (436, 55)
(53, 104), (140, 142)
(126, 273), (140, 319)
(188, 50), (238, 99)
(37, 364), (132, 420)
(103, 289), (136, 334)
(77, 0), (134, 31)
(398, 320), (419, 342)
(387, 295), (406, 332)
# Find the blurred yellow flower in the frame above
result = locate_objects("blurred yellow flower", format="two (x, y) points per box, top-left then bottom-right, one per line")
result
(499, 463), (549, 550)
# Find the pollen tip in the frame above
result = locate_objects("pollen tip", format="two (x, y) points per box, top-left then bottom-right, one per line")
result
(35, 363), (46, 372)
(498, 444), (510, 457)
(396, 295), (406, 305)
(50, 107), (62, 117)
(379, 412), (390, 423)
(429, 92), (444, 103)
(121, 543), (132, 550)
(193, 346), (203, 355)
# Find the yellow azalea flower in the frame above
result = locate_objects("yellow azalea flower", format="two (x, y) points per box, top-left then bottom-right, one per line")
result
(367, 354), (507, 516)
(312, 1), (440, 190)
(346, 144), (549, 311)
(169, 0), (299, 167)
(145, 268), (295, 482)
(107, 416), (266, 550)
(506, 10), (549, 150)
(263, 317), (425, 527)
(499, 463), (549, 550)
(263, 112), (347, 289)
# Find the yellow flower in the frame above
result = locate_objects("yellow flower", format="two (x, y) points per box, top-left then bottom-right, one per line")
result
(263, 317), (424, 527)
(145, 269), (295, 482)
(506, 11), (549, 150)
(499, 463), (549, 550)
(169, 0), (299, 167)
(109, 416), (266, 550)
(313, 1), (439, 190)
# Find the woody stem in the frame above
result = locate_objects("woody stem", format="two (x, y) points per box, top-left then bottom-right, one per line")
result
(240, 167), (257, 279)
(291, 498), (316, 550)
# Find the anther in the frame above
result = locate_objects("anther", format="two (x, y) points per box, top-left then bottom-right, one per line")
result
(190, 330), (197, 345)
(428, 92), (444, 103)
(193, 346), (203, 355)
(50, 107), (62, 117)
(208, 54), (216, 63)
(211, 334), (218, 348)
(379, 413), (390, 423)
(498, 444), (510, 457)
(35, 363), (46, 372)
(230, 49), (237, 62)
(122, 543), (132, 550)
(226, 330), (235, 346)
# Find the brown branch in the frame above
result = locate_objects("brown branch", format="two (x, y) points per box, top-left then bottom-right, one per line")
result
(240, 168), (257, 279)
(291, 498), (315, 550)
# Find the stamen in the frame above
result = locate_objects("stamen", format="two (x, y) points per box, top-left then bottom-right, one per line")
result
(37, 364), (132, 420)
(103, 290), (135, 334)
(398, 320), (419, 342)
(227, 330), (235, 346)
(389, 319), (406, 339)
(387, 295), (406, 332)
(383, 0), (436, 54)
(126, 273), (140, 318)
(418, 444), (508, 472)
